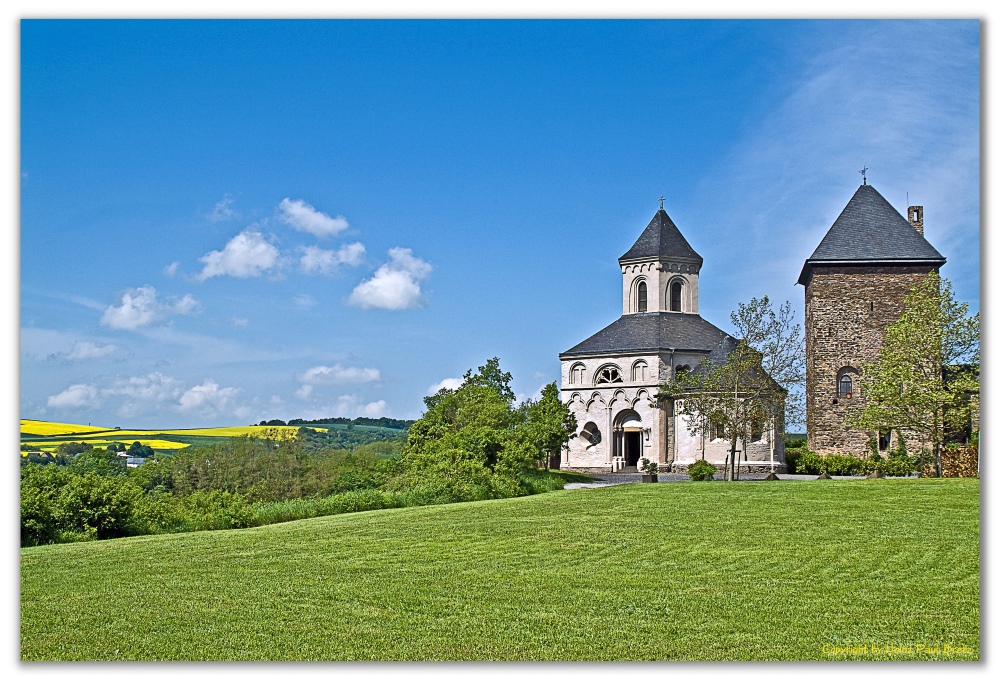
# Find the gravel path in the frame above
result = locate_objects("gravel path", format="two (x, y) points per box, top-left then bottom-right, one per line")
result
(562, 472), (903, 489)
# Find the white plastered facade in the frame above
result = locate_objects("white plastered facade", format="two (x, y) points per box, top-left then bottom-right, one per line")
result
(559, 214), (785, 473)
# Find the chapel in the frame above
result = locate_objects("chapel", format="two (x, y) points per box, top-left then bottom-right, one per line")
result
(558, 201), (786, 473)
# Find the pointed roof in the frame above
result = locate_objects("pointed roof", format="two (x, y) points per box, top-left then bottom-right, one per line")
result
(559, 312), (729, 358)
(797, 183), (945, 285)
(619, 208), (703, 265)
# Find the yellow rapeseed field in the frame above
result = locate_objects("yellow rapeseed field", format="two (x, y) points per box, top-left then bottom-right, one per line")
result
(20, 420), (110, 436)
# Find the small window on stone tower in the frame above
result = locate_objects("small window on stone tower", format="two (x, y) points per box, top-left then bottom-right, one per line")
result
(670, 281), (683, 311)
(839, 375), (853, 398)
(637, 281), (647, 312)
(569, 363), (585, 385)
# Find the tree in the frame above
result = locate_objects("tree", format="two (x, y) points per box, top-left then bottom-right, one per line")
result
(397, 358), (575, 498)
(847, 272), (979, 476)
(661, 296), (802, 481)
(517, 382), (578, 469)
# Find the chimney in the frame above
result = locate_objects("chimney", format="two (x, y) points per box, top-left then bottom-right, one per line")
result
(907, 206), (924, 236)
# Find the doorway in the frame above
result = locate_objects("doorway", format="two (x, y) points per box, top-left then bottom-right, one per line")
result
(624, 431), (642, 466)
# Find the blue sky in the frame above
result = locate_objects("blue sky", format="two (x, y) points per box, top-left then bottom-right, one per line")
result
(18, 19), (980, 428)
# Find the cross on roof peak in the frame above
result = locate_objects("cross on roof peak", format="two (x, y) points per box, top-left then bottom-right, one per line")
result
(658, 195), (665, 210)
(859, 166), (868, 185)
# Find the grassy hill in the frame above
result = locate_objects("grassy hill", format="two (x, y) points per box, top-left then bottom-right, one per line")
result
(21, 479), (979, 661)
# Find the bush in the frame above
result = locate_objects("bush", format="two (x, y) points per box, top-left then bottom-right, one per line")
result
(822, 454), (864, 476)
(687, 459), (716, 481)
(784, 437), (807, 449)
(786, 449), (824, 474)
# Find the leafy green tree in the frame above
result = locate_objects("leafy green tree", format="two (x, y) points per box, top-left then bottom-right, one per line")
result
(847, 272), (979, 477)
(397, 358), (574, 498)
(662, 297), (797, 481)
(517, 382), (577, 468)
(68, 447), (127, 477)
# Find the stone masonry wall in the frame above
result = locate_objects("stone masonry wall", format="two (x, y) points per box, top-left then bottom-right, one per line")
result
(804, 265), (937, 456)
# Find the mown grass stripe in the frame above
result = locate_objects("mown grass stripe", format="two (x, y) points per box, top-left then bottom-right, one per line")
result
(21, 479), (978, 661)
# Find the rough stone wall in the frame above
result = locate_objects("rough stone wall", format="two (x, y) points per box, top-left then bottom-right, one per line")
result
(804, 265), (937, 456)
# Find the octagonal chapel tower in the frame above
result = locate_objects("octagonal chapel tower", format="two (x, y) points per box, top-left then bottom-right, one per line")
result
(559, 203), (786, 473)
(798, 182), (945, 456)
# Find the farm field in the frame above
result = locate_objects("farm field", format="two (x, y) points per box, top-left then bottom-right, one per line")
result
(19, 419), (335, 453)
(21, 479), (979, 661)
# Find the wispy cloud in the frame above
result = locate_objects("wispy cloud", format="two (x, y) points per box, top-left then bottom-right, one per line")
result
(299, 364), (381, 385)
(207, 194), (239, 222)
(49, 341), (118, 361)
(163, 261), (180, 277)
(299, 242), (366, 275)
(348, 247), (432, 310)
(279, 198), (348, 238)
(100, 286), (199, 330)
(196, 230), (281, 280)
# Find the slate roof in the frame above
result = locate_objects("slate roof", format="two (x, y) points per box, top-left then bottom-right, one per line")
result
(619, 208), (703, 265)
(560, 312), (731, 358)
(797, 183), (946, 285)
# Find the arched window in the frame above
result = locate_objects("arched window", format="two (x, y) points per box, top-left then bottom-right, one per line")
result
(595, 366), (623, 385)
(631, 360), (648, 382)
(839, 374), (853, 398)
(637, 281), (647, 312)
(569, 363), (585, 385)
(670, 280), (683, 312)
(581, 422), (602, 447)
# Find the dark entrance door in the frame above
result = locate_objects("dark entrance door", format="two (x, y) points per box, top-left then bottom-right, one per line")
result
(624, 431), (642, 466)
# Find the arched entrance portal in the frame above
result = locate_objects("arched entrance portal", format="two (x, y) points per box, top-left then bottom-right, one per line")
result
(613, 409), (644, 467)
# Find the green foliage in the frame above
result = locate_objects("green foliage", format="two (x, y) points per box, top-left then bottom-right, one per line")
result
(848, 272), (979, 475)
(665, 296), (799, 480)
(400, 359), (575, 499)
(68, 447), (127, 477)
(784, 437), (806, 449)
(785, 449), (824, 475)
(641, 459), (659, 476)
(687, 459), (716, 481)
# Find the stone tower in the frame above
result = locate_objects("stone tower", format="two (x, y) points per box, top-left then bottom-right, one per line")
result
(797, 183), (945, 456)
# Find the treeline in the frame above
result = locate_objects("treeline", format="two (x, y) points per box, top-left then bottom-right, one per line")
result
(258, 416), (415, 430)
(22, 358), (577, 547)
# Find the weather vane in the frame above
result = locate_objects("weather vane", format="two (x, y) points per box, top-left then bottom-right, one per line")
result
(859, 166), (868, 185)
(658, 195), (665, 210)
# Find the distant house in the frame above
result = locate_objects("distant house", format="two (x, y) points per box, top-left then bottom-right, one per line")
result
(126, 457), (146, 468)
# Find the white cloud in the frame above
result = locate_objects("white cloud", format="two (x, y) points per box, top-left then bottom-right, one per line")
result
(293, 294), (317, 309)
(103, 372), (185, 417)
(176, 379), (241, 418)
(299, 242), (366, 275)
(279, 198), (348, 238)
(197, 230), (280, 280)
(348, 247), (433, 310)
(163, 261), (180, 277)
(173, 294), (199, 314)
(103, 372), (184, 403)
(334, 395), (389, 418)
(49, 341), (118, 361)
(47, 384), (101, 410)
(428, 377), (462, 394)
(295, 384), (314, 400)
(208, 194), (238, 222)
(232, 317), (249, 326)
(299, 364), (380, 385)
(100, 286), (199, 330)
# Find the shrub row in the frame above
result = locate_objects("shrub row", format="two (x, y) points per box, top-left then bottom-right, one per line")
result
(784, 449), (923, 477)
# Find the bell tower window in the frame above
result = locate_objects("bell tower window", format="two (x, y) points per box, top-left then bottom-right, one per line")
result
(670, 280), (683, 312)
(637, 281), (647, 312)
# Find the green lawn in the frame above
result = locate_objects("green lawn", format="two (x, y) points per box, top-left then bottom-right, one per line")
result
(20, 479), (979, 661)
